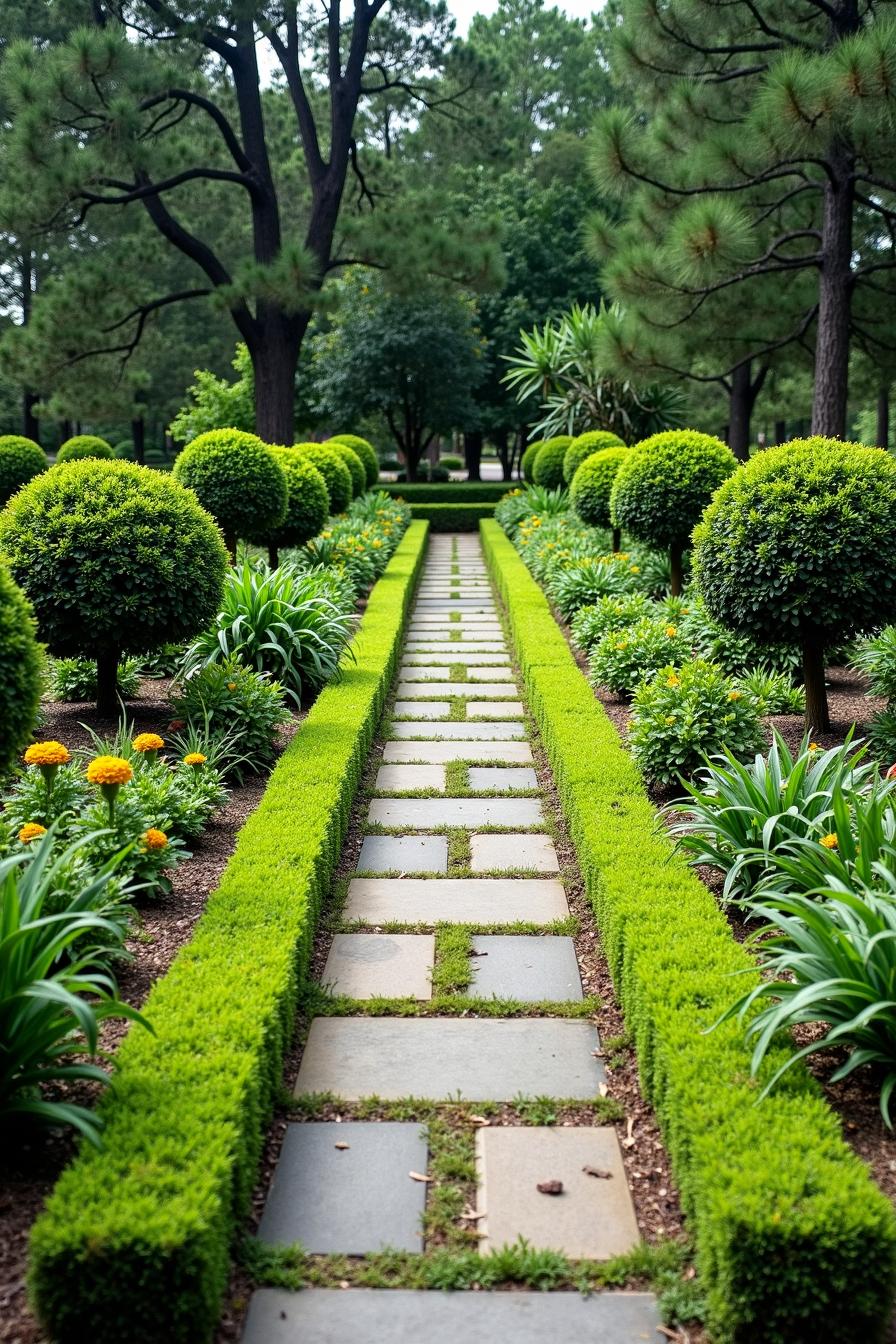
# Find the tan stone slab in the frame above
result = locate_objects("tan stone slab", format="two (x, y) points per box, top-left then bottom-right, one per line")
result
(391, 722), (526, 740)
(375, 764), (446, 793)
(368, 797), (543, 828)
(476, 1127), (639, 1259)
(383, 740), (534, 764)
(471, 833), (560, 873)
(344, 877), (569, 925)
(321, 934), (434, 1000)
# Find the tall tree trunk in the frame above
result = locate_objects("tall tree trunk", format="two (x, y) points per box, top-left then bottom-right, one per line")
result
(59, 419), (73, 444)
(812, 141), (855, 438)
(250, 311), (304, 445)
(727, 362), (753, 461)
(494, 429), (512, 480)
(131, 415), (145, 465)
(877, 386), (890, 450)
(801, 625), (829, 733)
(774, 419), (787, 444)
(464, 430), (483, 482)
(23, 391), (39, 442)
(95, 648), (121, 718)
(669, 543), (684, 597)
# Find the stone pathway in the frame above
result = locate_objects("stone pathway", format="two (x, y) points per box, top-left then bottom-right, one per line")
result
(242, 534), (660, 1342)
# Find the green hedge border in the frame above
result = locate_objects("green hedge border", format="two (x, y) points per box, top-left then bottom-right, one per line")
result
(380, 481), (513, 502)
(404, 501), (500, 531)
(29, 521), (429, 1344)
(481, 519), (896, 1344)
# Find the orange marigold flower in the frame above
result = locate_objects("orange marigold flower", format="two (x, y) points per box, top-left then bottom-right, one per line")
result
(887, 763), (896, 779)
(820, 833), (838, 849)
(665, 625), (677, 637)
(133, 732), (164, 753)
(184, 752), (207, 767)
(86, 755), (133, 787)
(728, 690), (742, 701)
(227, 682), (237, 691)
(809, 741), (821, 752)
(24, 741), (70, 767)
(18, 822), (47, 844)
(142, 828), (168, 851)
(666, 674), (680, 688)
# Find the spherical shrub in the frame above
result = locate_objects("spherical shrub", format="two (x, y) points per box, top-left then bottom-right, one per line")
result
(327, 440), (366, 498)
(570, 447), (630, 529)
(257, 448), (329, 562)
(0, 435), (46, 505)
(294, 442), (352, 514)
(532, 435), (573, 489)
(520, 440), (543, 482)
(563, 431), (625, 484)
(0, 460), (228, 714)
(326, 434), (379, 488)
(57, 434), (113, 463)
(172, 428), (287, 555)
(693, 437), (896, 729)
(611, 429), (736, 593)
(0, 559), (44, 773)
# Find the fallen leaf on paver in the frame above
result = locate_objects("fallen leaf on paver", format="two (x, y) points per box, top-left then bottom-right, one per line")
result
(468, 948), (487, 956)
(409, 1171), (433, 1182)
(334, 1142), (350, 1150)
(598, 1082), (609, 1097)
(469, 1114), (490, 1126)
(462, 1205), (487, 1220)
(622, 1116), (636, 1149)
(582, 1165), (612, 1179)
(536, 1180), (564, 1195)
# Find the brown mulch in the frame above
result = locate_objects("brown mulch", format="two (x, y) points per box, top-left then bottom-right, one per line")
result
(0, 680), (298, 1344)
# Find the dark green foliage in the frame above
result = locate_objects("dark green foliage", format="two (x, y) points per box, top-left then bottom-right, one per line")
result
(853, 627), (896, 700)
(611, 430), (736, 552)
(172, 430), (287, 549)
(28, 523), (428, 1344)
(327, 441), (366, 498)
(563, 430), (625, 483)
(0, 561), (44, 776)
(50, 657), (141, 703)
(172, 659), (288, 775)
(520, 440), (543, 481)
(382, 482), (511, 502)
(570, 593), (655, 653)
(0, 461), (228, 666)
(294, 442), (352, 515)
(404, 502), (497, 531)
(481, 519), (896, 1343)
(589, 617), (691, 698)
(258, 449), (329, 551)
(531, 435), (572, 488)
(0, 435), (46, 504)
(325, 434), (379, 488)
(570, 446), (629, 527)
(56, 435), (113, 463)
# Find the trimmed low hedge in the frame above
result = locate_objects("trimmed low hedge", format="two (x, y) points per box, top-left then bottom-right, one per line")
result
(381, 482), (513, 502)
(480, 518), (896, 1344)
(405, 501), (499, 531)
(29, 521), (429, 1344)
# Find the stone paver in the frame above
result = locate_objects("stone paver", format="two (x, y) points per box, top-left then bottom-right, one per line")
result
(368, 798), (543, 828)
(391, 722), (526, 740)
(471, 833), (560, 873)
(469, 935), (582, 1001)
(398, 665), (452, 679)
(476, 1127), (639, 1259)
(467, 767), (539, 791)
(465, 663), (515, 677)
(322, 934), (435, 999)
(405, 641), (508, 652)
(344, 877), (569, 925)
(403, 654), (511, 666)
(242, 1288), (662, 1343)
(295, 1018), (604, 1099)
(393, 701), (451, 719)
(258, 1123), (427, 1253)
(396, 682), (519, 698)
(357, 835), (448, 873)
(383, 740), (534, 763)
(375, 764), (446, 793)
(467, 701), (525, 719)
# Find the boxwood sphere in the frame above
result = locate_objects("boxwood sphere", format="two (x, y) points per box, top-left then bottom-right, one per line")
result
(294, 442), (352, 514)
(327, 441), (366, 498)
(693, 437), (896, 644)
(327, 434), (379, 488)
(0, 435), (46, 504)
(570, 446), (630, 527)
(260, 448), (329, 549)
(57, 434), (113, 463)
(531, 435), (573, 488)
(0, 559), (44, 774)
(563, 431), (626, 484)
(0, 460), (228, 660)
(520, 440), (543, 482)
(173, 429), (287, 545)
(611, 429), (736, 550)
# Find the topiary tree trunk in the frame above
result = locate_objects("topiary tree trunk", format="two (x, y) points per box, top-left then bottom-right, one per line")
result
(611, 527), (621, 553)
(669, 542), (684, 597)
(801, 625), (830, 734)
(95, 647), (120, 717)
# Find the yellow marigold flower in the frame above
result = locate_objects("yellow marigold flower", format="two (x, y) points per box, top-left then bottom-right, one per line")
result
(227, 682), (237, 691)
(728, 690), (742, 701)
(665, 625), (677, 637)
(86, 755), (133, 786)
(133, 733), (164, 753)
(820, 833), (838, 849)
(24, 741), (70, 767)
(666, 674), (680, 688)
(142, 828), (168, 851)
(809, 742), (820, 752)
(184, 752), (207, 767)
(630, 565), (640, 574)
(665, 715), (676, 724)
(18, 822), (47, 844)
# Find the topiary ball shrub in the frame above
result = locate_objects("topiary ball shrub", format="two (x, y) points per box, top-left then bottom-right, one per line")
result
(0, 559), (44, 774)
(57, 435), (113, 463)
(257, 448), (329, 566)
(0, 460), (228, 715)
(326, 434), (379, 488)
(172, 428), (287, 558)
(531, 435), (573, 489)
(563, 430), (626, 484)
(327, 441), (366, 498)
(611, 429), (736, 594)
(570, 446), (630, 547)
(0, 435), (47, 505)
(294, 442), (352, 514)
(520, 440), (544, 482)
(693, 437), (896, 732)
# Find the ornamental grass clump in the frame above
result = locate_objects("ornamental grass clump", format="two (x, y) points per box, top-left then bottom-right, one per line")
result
(547, 553), (643, 620)
(0, 435), (46, 504)
(172, 428), (287, 559)
(693, 437), (896, 732)
(569, 446), (630, 547)
(563, 430), (626, 484)
(531, 435), (573, 488)
(589, 616), (690, 697)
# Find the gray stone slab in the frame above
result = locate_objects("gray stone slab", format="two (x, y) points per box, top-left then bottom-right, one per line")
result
(471, 833), (560, 873)
(404, 653), (511, 666)
(344, 877), (569, 925)
(398, 665), (452, 679)
(392, 701), (451, 719)
(257, 1123), (427, 1253)
(466, 663), (515, 677)
(467, 701), (525, 719)
(390, 722), (526, 740)
(322, 934), (435, 999)
(406, 642), (508, 652)
(468, 766), (539, 792)
(295, 1017), (604, 1100)
(410, 614), (500, 623)
(470, 935), (582, 1002)
(476, 1127), (639, 1259)
(375, 764), (446, 793)
(368, 798), (544, 828)
(396, 682), (518, 698)
(242, 1288), (661, 1344)
(383, 740), (534, 764)
(357, 835), (448, 873)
